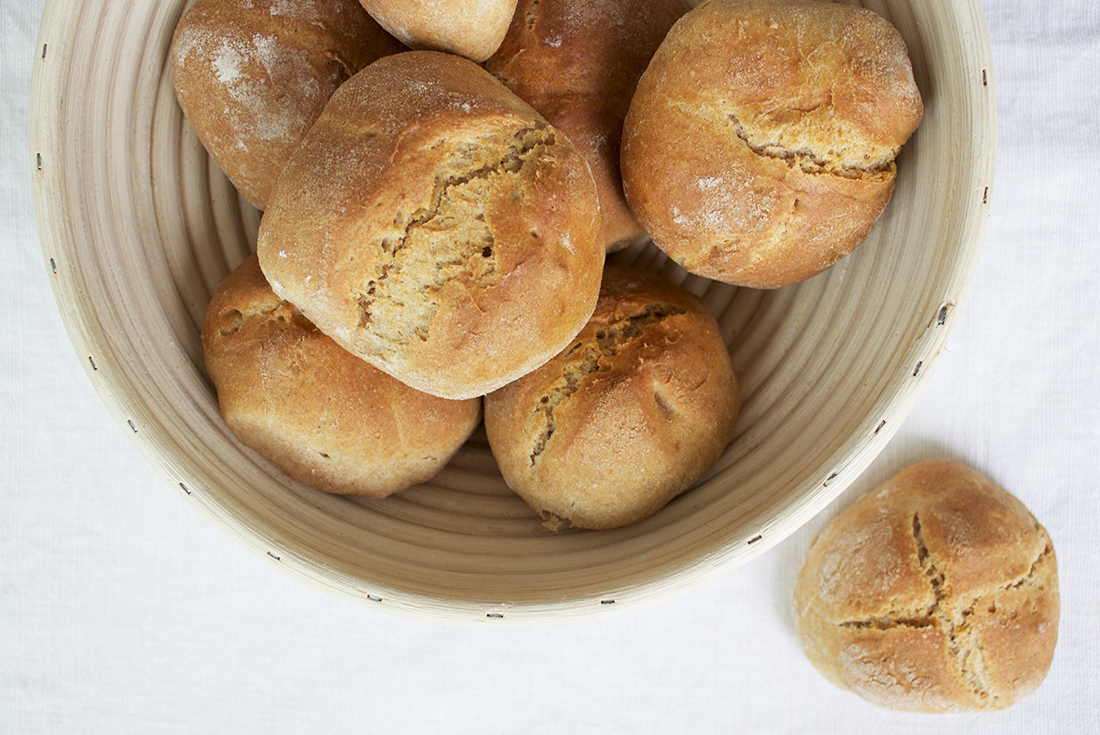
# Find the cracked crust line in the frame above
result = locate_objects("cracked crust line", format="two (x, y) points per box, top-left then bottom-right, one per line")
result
(355, 123), (555, 340)
(921, 514), (992, 705)
(912, 513), (946, 612)
(838, 615), (935, 630)
(726, 109), (895, 180)
(833, 516), (1055, 708)
(663, 96), (895, 183)
(912, 512), (995, 705)
(948, 531), (1054, 708)
(1006, 536), (1055, 591)
(527, 303), (687, 465)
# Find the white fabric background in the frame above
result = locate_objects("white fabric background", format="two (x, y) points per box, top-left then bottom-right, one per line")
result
(3, 1), (1097, 732)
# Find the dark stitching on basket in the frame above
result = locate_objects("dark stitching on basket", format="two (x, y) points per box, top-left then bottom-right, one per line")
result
(486, 612), (505, 618)
(49, 258), (57, 273)
(982, 69), (987, 86)
(267, 551), (281, 561)
(36, 153), (42, 171)
(874, 419), (886, 435)
(824, 472), (839, 486)
(127, 419), (137, 433)
(600, 599), (616, 605)
(367, 594), (382, 602)
(88, 356), (97, 371)
(42, 44), (47, 59)
(913, 360), (923, 377)
(747, 534), (763, 545)
(937, 304), (950, 326)
(982, 187), (988, 204)
(179, 482), (191, 495)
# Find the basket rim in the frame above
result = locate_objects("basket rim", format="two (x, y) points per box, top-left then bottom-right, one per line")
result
(28, 0), (995, 625)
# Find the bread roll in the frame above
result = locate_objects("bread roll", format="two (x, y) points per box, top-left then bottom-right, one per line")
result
(171, 0), (404, 210)
(485, 265), (740, 530)
(793, 459), (1059, 712)
(621, 0), (923, 288)
(258, 50), (605, 401)
(485, 0), (690, 251)
(202, 253), (482, 497)
(357, 0), (518, 62)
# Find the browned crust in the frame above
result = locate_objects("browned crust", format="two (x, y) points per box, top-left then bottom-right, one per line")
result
(486, 0), (689, 104)
(201, 253), (482, 497)
(171, 0), (404, 209)
(530, 94), (644, 252)
(485, 0), (690, 250)
(257, 51), (605, 400)
(484, 265), (741, 530)
(357, 0), (519, 62)
(793, 459), (1059, 712)
(621, 0), (922, 288)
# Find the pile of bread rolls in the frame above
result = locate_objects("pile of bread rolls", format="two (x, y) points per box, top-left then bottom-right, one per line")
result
(176, 0), (922, 531)
(177, 1), (1060, 711)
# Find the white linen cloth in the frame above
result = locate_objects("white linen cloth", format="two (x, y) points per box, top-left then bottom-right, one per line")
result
(2, 1), (1097, 732)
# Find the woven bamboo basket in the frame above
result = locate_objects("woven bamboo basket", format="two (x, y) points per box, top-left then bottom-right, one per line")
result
(29, 0), (994, 624)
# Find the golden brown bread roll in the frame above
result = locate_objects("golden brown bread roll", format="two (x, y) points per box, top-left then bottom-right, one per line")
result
(485, 0), (690, 251)
(170, 0), (404, 210)
(202, 253), (481, 497)
(484, 265), (740, 530)
(621, 0), (923, 288)
(258, 50), (605, 401)
(357, 0), (518, 62)
(793, 459), (1059, 712)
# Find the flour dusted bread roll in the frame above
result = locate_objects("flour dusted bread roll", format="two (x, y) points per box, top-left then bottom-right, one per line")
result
(621, 0), (923, 288)
(794, 459), (1059, 712)
(170, 0), (404, 210)
(485, 265), (740, 530)
(258, 50), (605, 400)
(485, 0), (690, 250)
(202, 253), (481, 497)
(357, 0), (518, 62)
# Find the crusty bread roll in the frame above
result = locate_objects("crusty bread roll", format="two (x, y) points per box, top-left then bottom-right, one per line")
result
(357, 0), (518, 62)
(170, 0), (404, 210)
(793, 459), (1059, 712)
(202, 253), (481, 497)
(484, 265), (740, 530)
(258, 50), (605, 401)
(621, 0), (923, 289)
(485, 0), (690, 251)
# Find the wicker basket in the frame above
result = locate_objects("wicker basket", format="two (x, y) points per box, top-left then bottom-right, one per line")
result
(29, 0), (994, 624)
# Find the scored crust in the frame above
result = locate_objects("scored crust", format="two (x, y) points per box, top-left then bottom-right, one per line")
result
(485, 265), (741, 530)
(257, 50), (605, 400)
(621, 0), (923, 288)
(170, 0), (404, 210)
(793, 459), (1059, 712)
(201, 253), (482, 497)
